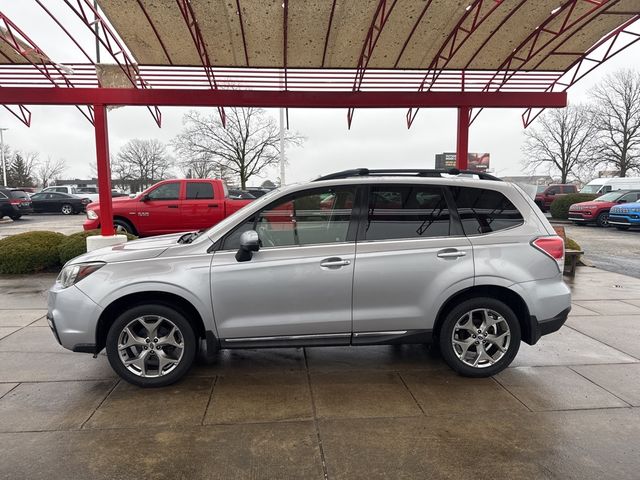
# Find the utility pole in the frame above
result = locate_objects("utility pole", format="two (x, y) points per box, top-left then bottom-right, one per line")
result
(0, 128), (8, 187)
(279, 108), (286, 186)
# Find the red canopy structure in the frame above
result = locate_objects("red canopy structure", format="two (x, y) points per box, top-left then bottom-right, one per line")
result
(1, 0), (639, 236)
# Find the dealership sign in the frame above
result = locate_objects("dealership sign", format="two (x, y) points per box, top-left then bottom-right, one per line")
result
(435, 153), (490, 172)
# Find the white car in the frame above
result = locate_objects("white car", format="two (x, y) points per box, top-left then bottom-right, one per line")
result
(41, 185), (99, 203)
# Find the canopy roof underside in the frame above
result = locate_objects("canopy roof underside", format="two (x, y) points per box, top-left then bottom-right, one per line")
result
(93, 0), (638, 70)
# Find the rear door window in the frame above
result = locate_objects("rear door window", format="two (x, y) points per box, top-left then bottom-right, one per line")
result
(450, 187), (524, 235)
(186, 182), (215, 199)
(363, 185), (451, 241)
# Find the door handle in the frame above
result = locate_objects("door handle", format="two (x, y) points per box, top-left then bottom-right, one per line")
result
(168, 205), (178, 208)
(320, 257), (351, 268)
(437, 249), (467, 259)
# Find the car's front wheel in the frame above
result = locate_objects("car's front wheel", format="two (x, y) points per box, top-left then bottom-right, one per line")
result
(596, 211), (609, 228)
(439, 298), (521, 377)
(106, 304), (196, 387)
(61, 204), (73, 215)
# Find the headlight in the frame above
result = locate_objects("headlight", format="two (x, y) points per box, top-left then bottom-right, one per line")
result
(57, 262), (104, 288)
(87, 210), (98, 220)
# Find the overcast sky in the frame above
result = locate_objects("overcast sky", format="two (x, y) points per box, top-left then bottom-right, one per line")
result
(1, 1), (638, 186)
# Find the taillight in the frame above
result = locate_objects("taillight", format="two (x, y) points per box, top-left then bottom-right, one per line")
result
(9, 199), (21, 205)
(532, 236), (565, 272)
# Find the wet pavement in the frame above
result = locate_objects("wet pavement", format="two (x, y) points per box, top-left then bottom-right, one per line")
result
(0, 268), (639, 479)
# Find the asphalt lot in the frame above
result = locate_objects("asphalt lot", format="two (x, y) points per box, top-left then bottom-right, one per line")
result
(563, 223), (640, 279)
(0, 213), (86, 239)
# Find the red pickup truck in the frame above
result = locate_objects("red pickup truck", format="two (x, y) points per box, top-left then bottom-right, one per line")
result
(83, 179), (253, 237)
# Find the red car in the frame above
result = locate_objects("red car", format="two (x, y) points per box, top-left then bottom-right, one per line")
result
(569, 190), (640, 227)
(534, 184), (577, 212)
(84, 179), (253, 236)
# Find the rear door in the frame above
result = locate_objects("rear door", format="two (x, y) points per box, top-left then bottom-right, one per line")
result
(182, 181), (222, 230)
(352, 183), (474, 340)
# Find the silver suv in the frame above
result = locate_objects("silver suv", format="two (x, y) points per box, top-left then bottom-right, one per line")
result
(48, 169), (571, 387)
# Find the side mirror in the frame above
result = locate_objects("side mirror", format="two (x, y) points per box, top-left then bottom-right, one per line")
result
(141, 194), (150, 202)
(235, 230), (260, 262)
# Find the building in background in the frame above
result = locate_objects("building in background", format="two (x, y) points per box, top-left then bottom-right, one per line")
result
(435, 152), (490, 172)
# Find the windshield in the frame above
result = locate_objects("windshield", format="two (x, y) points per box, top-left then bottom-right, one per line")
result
(594, 192), (623, 202)
(580, 184), (602, 194)
(536, 186), (546, 193)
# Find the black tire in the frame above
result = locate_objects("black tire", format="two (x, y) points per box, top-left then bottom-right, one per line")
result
(61, 203), (73, 215)
(114, 218), (136, 235)
(9, 214), (21, 220)
(106, 304), (196, 387)
(596, 211), (609, 228)
(615, 226), (630, 231)
(438, 297), (521, 378)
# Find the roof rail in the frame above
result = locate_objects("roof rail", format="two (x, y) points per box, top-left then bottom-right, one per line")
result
(314, 168), (502, 182)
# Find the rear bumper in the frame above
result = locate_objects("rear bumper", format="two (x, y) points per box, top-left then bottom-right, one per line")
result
(529, 307), (570, 344)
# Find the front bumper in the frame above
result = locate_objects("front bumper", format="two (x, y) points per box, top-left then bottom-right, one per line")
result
(608, 214), (640, 226)
(568, 213), (594, 222)
(83, 216), (100, 231)
(47, 281), (103, 353)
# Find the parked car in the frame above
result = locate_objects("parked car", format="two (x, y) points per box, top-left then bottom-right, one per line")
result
(568, 190), (640, 227)
(49, 168), (570, 387)
(244, 187), (270, 198)
(83, 179), (254, 236)
(42, 185), (99, 203)
(608, 201), (640, 230)
(228, 189), (256, 200)
(580, 177), (640, 195)
(30, 192), (91, 215)
(0, 188), (33, 220)
(534, 184), (577, 212)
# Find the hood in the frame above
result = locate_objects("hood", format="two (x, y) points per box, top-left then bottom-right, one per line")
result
(611, 202), (640, 212)
(570, 200), (613, 209)
(87, 196), (133, 211)
(68, 232), (186, 265)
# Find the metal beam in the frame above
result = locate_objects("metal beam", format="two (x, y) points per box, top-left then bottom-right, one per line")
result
(523, 14), (640, 127)
(176, 0), (226, 126)
(0, 87), (567, 109)
(347, 0), (398, 128)
(406, 0), (504, 128)
(63, 0), (162, 127)
(456, 107), (470, 169)
(93, 104), (114, 236)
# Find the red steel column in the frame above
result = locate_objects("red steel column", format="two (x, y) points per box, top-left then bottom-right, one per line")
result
(456, 107), (470, 170)
(94, 104), (114, 236)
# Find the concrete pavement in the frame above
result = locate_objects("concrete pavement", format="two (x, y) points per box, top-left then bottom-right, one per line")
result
(0, 268), (639, 479)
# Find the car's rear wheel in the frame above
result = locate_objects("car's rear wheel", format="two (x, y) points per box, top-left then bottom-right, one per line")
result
(106, 304), (196, 387)
(439, 298), (521, 377)
(596, 211), (609, 228)
(114, 218), (136, 235)
(61, 204), (73, 215)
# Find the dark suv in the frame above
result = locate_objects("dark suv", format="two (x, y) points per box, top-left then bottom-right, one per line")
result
(0, 188), (33, 220)
(534, 184), (577, 212)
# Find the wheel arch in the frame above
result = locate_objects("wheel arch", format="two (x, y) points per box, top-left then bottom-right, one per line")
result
(113, 216), (138, 235)
(433, 285), (533, 344)
(96, 291), (207, 352)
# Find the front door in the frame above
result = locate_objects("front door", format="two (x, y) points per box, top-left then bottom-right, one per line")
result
(136, 181), (182, 234)
(352, 184), (474, 340)
(210, 185), (358, 344)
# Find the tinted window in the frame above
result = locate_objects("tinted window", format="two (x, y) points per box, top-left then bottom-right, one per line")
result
(619, 192), (640, 203)
(363, 185), (450, 241)
(546, 187), (560, 195)
(451, 187), (524, 235)
(31, 193), (44, 200)
(186, 182), (214, 199)
(9, 191), (29, 199)
(224, 186), (355, 249)
(148, 183), (180, 200)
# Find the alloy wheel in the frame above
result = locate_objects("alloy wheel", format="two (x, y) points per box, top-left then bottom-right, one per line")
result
(451, 308), (511, 368)
(61, 204), (73, 215)
(117, 315), (185, 378)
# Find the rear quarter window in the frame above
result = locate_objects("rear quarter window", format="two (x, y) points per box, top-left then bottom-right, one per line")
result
(451, 187), (524, 235)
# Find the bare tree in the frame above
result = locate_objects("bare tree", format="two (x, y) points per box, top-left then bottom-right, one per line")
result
(522, 105), (597, 183)
(115, 139), (173, 191)
(173, 108), (303, 188)
(591, 69), (640, 177)
(37, 156), (67, 188)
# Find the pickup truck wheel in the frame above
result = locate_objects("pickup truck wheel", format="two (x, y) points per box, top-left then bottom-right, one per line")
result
(114, 219), (135, 235)
(106, 304), (196, 387)
(596, 212), (609, 228)
(61, 204), (73, 215)
(439, 298), (520, 378)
